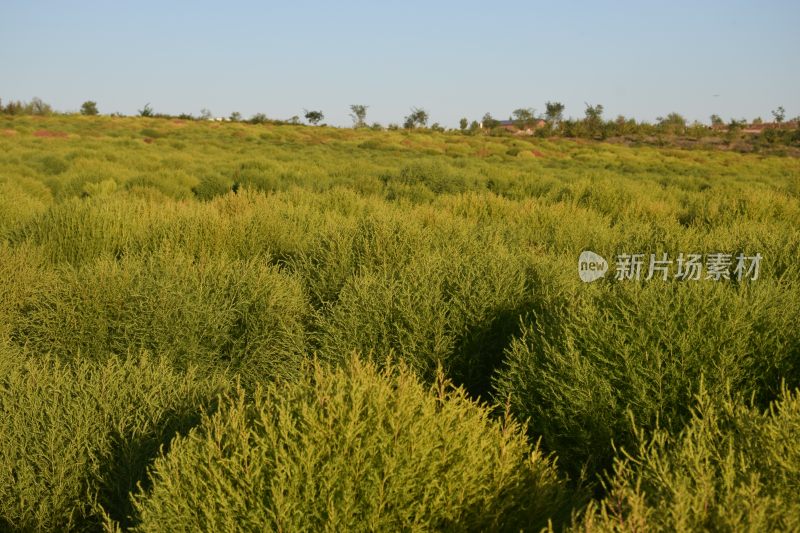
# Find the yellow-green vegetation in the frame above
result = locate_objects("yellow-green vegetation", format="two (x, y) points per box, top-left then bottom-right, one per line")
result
(0, 114), (799, 531)
(578, 384), (800, 532)
(132, 357), (573, 532)
(0, 346), (228, 531)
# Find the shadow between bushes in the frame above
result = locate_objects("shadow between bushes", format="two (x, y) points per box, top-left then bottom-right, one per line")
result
(95, 397), (223, 530)
(451, 306), (529, 402)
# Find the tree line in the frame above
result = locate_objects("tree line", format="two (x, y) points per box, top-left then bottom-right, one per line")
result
(2, 96), (798, 143)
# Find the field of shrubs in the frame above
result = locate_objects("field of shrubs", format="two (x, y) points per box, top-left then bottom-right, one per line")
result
(1, 114), (799, 531)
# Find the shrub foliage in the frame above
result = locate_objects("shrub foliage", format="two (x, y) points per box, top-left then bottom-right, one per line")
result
(0, 115), (797, 530)
(132, 357), (574, 532)
(0, 349), (227, 531)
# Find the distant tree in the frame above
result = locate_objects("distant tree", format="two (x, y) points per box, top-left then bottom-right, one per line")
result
(430, 122), (445, 132)
(752, 117), (763, 125)
(665, 112), (686, 125)
(545, 101), (565, 125)
(511, 108), (536, 128)
(80, 101), (99, 116)
(29, 97), (52, 116)
(387, 123), (400, 131)
(138, 103), (154, 117)
(687, 120), (707, 138)
(370, 122), (383, 131)
(229, 111), (242, 121)
(772, 106), (785, 124)
(459, 118), (468, 131)
(584, 103), (603, 122)
(350, 105), (368, 128)
(404, 107), (429, 129)
(658, 112), (687, 134)
(728, 118), (746, 130)
(304, 109), (324, 125)
(469, 120), (480, 132)
(200, 108), (213, 120)
(481, 112), (499, 129)
(2, 99), (24, 115)
(583, 103), (604, 138)
(288, 115), (301, 125)
(249, 113), (269, 124)
(560, 119), (578, 138)
(614, 115), (635, 135)
(724, 118), (746, 142)
(414, 109), (429, 128)
(710, 114), (724, 127)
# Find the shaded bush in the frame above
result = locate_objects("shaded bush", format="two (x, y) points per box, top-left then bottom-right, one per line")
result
(192, 173), (234, 200)
(0, 350), (228, 531)
(577, 386), (800, 531)
(125, 170), (200, 199)
(33, 154), (69, 175)
(395, 160), (471, 195)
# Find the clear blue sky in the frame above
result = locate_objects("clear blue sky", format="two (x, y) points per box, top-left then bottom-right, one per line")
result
(2, 0), (798, 127)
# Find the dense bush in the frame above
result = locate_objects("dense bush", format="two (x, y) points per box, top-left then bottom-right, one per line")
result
(0, 242), (55, 341)
(494, 280), (800, 477)
(14, 249), (310, 383)
(132, 357), (576, 532)
(577, 386), (800, 531)
(192, 172), (233, 200)
(312, 225), (530, 396)
(0, 349), (228, 531)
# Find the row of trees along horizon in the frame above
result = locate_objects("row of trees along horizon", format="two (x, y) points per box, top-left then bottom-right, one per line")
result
(2, 96), (798, 143)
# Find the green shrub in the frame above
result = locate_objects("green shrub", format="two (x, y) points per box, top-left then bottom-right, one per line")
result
(13, 195), (163, 264)
(577, 386), (800, 532)
(494, 280), (800, 477)
(0, 181), (51, 239)
(33, 154), (69, 175)
(0, 350), (228, 531)
(16, 249), (309, 383)
(192, 173), (233, 200)
(0, 243), (55, 341)
(312, 220), (529, 395)
(139, 128), (163, 139)
(132, 357), (575, 532)
(125, 170), (200, 199)
(232, 160), (280, 193)
(395, 160), (470, 195)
